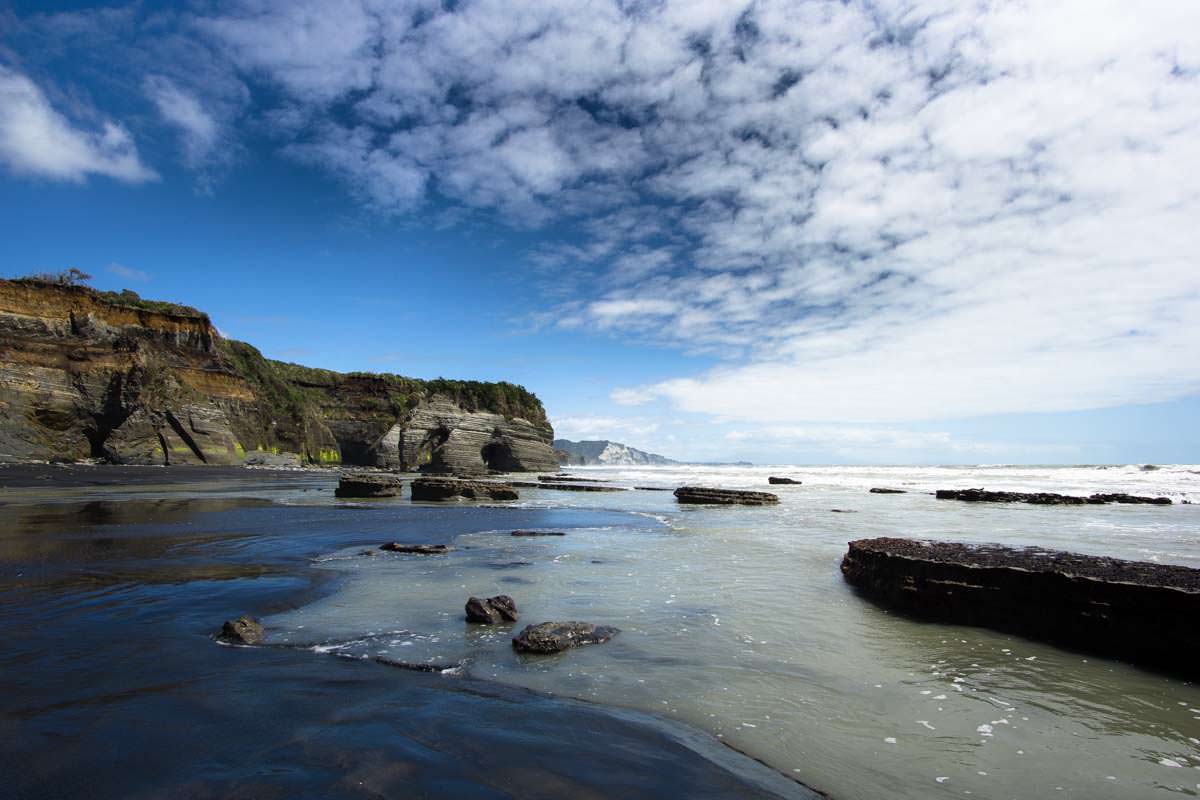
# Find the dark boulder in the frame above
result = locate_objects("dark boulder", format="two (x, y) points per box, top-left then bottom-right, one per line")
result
(767, 477), (801, 485)
(674, 486), (779, 505)
(380, 543), (453, 555)
(935, 488), (1171, 505)
(511, 530), (566, 537)
(465, 595), (519, 624)
(219, 615), (264, 645)
(335, 473), (404, 498)
(841, 537), (1200, 678)
(512, 622), (620, 654)
(410, 477), (518, 501)
(869, 487), (907, 494)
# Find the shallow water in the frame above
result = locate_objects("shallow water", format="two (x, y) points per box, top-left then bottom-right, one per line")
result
(266, 463), (1200, 799)
(0, 465), (809, 799)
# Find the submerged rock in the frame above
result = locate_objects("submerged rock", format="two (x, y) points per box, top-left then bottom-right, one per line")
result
(767, 477), (801, 485)
(465, 595), (519, 624)
(673, 486), (779, 505)
(841, 537), (1200, 677)
(380, 543), (453, 555)
(869, 487), (907, 494)
(410, 477), (518, 501)
(512, 622), (620, 654)
(935, 488), (1171, 505)
(511, 530), (566, 537)
(219, 615), (264, 645)
(335, 473), (404, 498)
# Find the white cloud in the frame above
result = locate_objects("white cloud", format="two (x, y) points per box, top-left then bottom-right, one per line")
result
(187, 0), (1200, 425)
(552, 415), (661, 441)
(144, 75), (220, 166)
(0, 65), (156, 183)
(107, 262), (150, 282)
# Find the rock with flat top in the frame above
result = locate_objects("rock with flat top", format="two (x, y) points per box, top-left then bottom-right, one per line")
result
(380, 543), (452, 555)
(841, 537), (1200, 677)
(335, 473), (404, 498)
(869, 487), (906, 494)
(410, 477), (517, 501)
(512, 621), (619, 654)
(674, 486), (779, 505)
(935, 488), (1170, 505)
(768, 477), (801, 485)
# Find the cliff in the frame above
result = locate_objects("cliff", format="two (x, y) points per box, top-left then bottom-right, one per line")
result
(553, 439), (678, 466)
(0, 278), (557, 472)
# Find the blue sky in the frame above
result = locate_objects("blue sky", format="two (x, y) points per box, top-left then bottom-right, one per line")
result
(2, 0), (1198, 464)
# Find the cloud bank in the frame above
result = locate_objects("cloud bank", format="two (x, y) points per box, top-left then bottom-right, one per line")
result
(7, 0), (1200, 435)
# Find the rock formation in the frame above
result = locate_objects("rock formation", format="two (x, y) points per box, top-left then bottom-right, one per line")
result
(768, 477), (801, 485)
(841, 537), (1199, 677)
(410, 477), (518, 501)
(465, 595), (519, 624)
(869, 487), (906, 494)
(0, 278), (557, 471)
(673, 486), (780, 505)
(379, 543), (453, 554)
(512, 622), (620, 653)
(935, 488), (1171, 505)
(335, 473), (405, 498)
(218, 615), (264, 645)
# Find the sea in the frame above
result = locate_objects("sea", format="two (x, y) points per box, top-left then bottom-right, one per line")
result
(2, 462), (1198, 798)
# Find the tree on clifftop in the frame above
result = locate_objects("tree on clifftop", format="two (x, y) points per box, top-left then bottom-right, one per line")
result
(21, 267), (93, 286)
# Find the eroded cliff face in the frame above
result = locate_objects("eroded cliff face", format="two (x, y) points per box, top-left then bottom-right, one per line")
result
(0, 280), (557, 471)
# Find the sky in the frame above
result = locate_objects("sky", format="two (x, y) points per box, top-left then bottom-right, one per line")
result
(1, 0), (1198, 465)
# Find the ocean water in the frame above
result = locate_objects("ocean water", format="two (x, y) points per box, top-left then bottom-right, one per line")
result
(2, 463), (1197, 798)
(268, 463), (1200, 799)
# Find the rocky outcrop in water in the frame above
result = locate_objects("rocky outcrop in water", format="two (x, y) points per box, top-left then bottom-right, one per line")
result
(512, 622), (620, 653)
(674, 486), (779, 505)
(465, 595), (519, 624)
(511, 480), (625, 492)
(380, 543), (453, 555)
(410, 477), (518, 501)
(869, 487), (906, 494)
(0, 279), (557, 471)
(219, 615), (264, 645)
(935, 488), (1171, 505)
(335, 473), (405, 498)
(768, 477), (801, 485)
(511, 530), (565, 537)
(841, 537), (1199, 677)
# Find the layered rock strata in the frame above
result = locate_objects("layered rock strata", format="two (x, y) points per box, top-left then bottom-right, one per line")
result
(674, 486), (780, 505)
(841, 537), (1199, 676)
(0, 279), (557, 471)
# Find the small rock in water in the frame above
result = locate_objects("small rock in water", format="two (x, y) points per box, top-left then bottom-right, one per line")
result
(465, 595), (519, 624)
(869, 487), (907, 494)
(511, 530), (566, 537)
(512, 621), (620, 653)
(768, 476), (801, 485)
(380, 543), (453, 555)
(219, 615), (264, 645)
